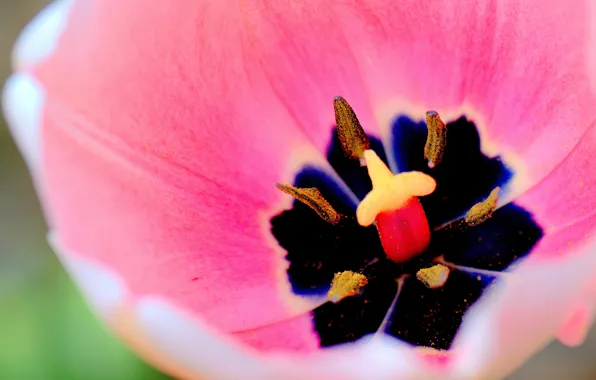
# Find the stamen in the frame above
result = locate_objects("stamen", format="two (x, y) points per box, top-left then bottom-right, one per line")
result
(327, 271), (368, 303)
(416, 264), (450, 289)
(465, 187), (501, 226)
(333, 96), (370, 160)
(276, 183), (341, 225)
(424, 111), (447, 168)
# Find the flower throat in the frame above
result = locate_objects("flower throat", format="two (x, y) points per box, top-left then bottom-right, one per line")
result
(276, 97), (500, 298)
(270, 97), (543, 349)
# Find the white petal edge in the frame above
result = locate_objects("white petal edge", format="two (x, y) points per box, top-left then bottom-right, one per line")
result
(2, 73), (45, 173)
(49, 231), (448, 380)
(48, 232), (209, 380)
(12, 0), (74, 71)
(453, 239), (596, 379)
(135, 298), (447, 380)
(49, 230), (596, 380)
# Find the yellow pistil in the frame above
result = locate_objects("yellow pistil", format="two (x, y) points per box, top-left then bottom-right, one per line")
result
(327, 271), (368, 303)
(356, 149), (436, 226)
(465, 187), (501, 226)
(424, 111), (447, 168)
(416, 264), (450, 289)
(275, 183), (341, 225)
(333, 96), (370, 160)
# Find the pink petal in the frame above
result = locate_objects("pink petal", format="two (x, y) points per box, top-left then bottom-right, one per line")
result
(231, 314), (319, 352)
(35, 0), (344, 333)
(41, 100), (331, 332)
(516, 124), (596, 233)
(333, 0), (596, 195)
(245, 0), (596, 192)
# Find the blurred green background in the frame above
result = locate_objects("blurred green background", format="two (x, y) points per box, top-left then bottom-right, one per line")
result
(0, 1), (169, 379)
(0, 1), (595, 379)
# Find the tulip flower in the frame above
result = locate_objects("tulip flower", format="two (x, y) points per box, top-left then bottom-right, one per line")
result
(4, 1), (596, 379)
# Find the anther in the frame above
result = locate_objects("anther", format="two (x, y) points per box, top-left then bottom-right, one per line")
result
(327, 271), (368, 303)
(333, 96), (370, 160)
(416, 264), (450, 289)
(424, 111), (447, 168)
(465, 187), (501, 226)
(276, 183), (341, 224)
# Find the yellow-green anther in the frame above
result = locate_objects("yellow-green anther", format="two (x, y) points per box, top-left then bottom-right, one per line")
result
(465, 187), (501, 226)
(327, 271), (368, 303)
(416, 264), (450, 289)
(424, 110), (447, 168)
(333, 96), (370, 160)
(276, 183), (341, 225)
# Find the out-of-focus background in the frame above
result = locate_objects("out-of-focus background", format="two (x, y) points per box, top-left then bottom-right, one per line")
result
(1, 1), (595, 379)
(0, 1), (169, 379)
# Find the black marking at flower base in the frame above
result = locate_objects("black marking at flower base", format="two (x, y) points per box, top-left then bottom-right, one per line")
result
(270, 115), (543, 349)
(384, 270), (497, 349)
(313, 259), (401, 346)
(436, 203), (544, 271)
(391, 115), (513, 227)
(271, 167), (386, 295)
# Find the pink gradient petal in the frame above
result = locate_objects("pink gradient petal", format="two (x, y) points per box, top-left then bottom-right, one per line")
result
(331, 1), (596, 195)
(41, 100), (332, 332)
(231, 314), (319, 352)
(242, 1), (384, 155)
(516, 124), (596, 233)
(32, 0), (346, 334)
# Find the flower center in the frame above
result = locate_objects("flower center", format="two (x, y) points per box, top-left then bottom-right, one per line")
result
(270, 97), (543, 350)
(278, 97), (458, 268)
(276, 97), (506, 283)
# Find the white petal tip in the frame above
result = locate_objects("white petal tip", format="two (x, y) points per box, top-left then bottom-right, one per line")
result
(2, 73), (45, 172)
(12, 0), (73, 71)
(48, 233), (127, 320)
